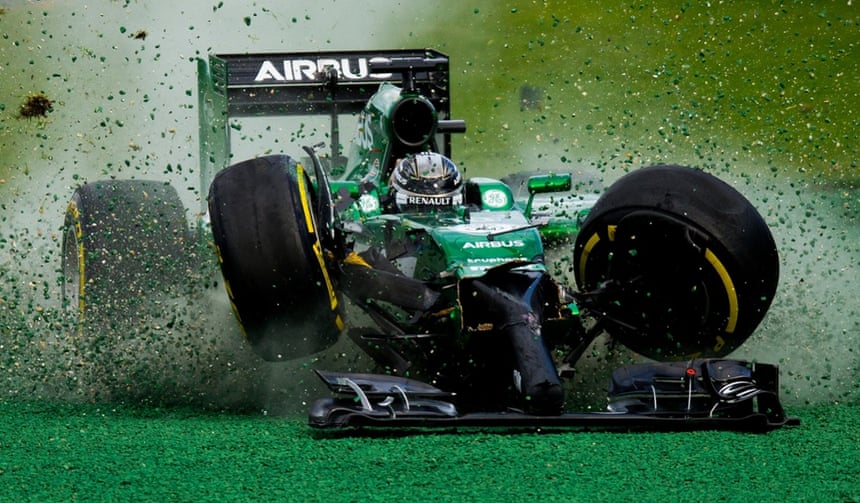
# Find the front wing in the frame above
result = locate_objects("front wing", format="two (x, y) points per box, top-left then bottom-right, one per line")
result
(308, 363), (800, 432)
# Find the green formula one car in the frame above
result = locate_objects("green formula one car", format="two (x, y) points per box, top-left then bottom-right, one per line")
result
(63, 49), (797, 430)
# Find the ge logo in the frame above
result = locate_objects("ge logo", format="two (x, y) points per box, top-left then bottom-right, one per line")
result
(357, 112), (374, 149)
(482, 189), (509, 209)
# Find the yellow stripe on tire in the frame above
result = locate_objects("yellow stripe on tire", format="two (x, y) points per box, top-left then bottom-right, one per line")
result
(577, 225), (614, 285)
(704, 248), (739, 333)
(296, 164), (341, 323)
(65, 200), (87, 327)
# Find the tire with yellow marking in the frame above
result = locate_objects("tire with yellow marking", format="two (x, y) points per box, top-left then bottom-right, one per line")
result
(62, 180), (190, 326)
(208, 155), (343, 361)
(573, 165), (778, 359)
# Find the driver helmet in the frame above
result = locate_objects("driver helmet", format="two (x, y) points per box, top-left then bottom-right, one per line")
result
(390, 152), (464, 212)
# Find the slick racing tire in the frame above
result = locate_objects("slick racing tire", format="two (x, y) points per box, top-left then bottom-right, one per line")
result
(208, 155), (343, 361)
(573, 165), (778, 359)
(62, 179), (191, 328)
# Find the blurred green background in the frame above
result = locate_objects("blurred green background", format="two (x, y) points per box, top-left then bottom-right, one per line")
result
(0, 1), (857, 409)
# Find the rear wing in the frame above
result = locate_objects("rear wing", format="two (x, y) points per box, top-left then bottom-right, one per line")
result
(197, 49), (451, 210)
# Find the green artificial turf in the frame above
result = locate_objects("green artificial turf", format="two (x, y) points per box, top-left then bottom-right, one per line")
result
(1, 401), (857, 502)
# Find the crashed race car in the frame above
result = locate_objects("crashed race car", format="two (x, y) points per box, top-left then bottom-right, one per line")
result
(63, 49), (798, 431)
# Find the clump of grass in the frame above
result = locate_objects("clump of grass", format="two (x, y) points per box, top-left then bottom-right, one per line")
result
(18, 92), (54, 119)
